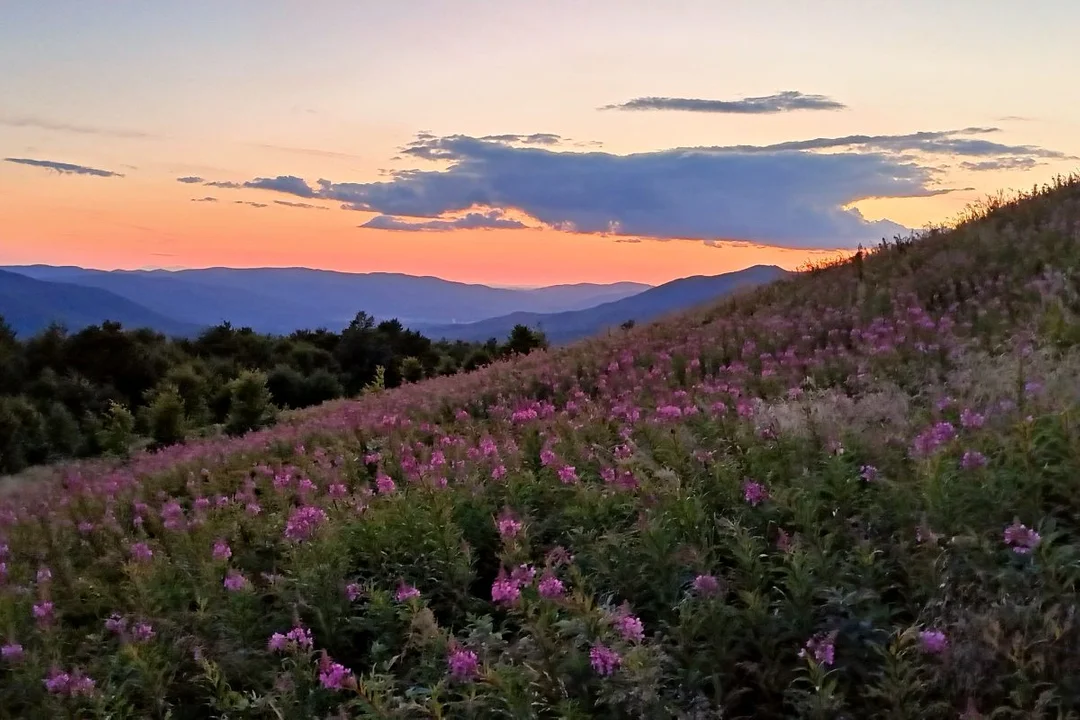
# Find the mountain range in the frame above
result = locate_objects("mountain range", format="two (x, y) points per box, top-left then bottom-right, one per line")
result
(0, 264), (787, 341)
(416, 265), (790, 343)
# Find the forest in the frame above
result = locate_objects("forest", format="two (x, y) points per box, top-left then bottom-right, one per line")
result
(0, 311), (547, 474)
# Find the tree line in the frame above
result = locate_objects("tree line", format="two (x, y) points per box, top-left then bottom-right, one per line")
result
(0, 312), (547, 475)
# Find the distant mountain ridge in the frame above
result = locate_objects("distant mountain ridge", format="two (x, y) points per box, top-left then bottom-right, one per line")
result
(0, 269), (201, 338)
(418, 265), (790, 343)
(0, 265), (649, 337)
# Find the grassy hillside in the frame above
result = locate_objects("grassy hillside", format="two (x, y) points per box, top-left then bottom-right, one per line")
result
(2, 176), (1080, 718)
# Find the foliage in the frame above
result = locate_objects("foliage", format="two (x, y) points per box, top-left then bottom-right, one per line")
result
(0, 310), (541, 474)
(1, 176), (1080, 718)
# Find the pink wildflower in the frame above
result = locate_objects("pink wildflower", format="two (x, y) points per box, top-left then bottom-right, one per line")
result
(589, 644), (621, 676)
(345, 583), (362, 602)
(36, 566), (52, 583)
(129, 542), (153, 563)
(132, 622), (155, 642)
(447, 647), (479, 680)
(859, 465), (878, 482)
(284, 505), (328, 542)
(268, 624), (314, 653)
(223, 570), (249, 592)
(1, 643), (24, 661)
(692, 574), (720, 596)
(318, 655), (354, 690)
(613, 612), (645, 643)
(538, 575), (565, 598)
(375, 474), (396, 494)
(1003, 521), (1041, 554)
(799, 632), (836, 666)
(919, 629), (948, 654)
(557, 465), (578, 484)
(491, 575), (521, 605)
(212, 539), (232, 561)
(960, 450), (987, 470)
(105, 614), (127, 634)
(496, 511), (523, 539)
(395, 582), (420, 602)
(743, 480), (768, 507)
(33, 601), (54, 626)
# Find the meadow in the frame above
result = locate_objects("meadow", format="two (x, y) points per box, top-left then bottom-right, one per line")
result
(2, 176), (1080, 718)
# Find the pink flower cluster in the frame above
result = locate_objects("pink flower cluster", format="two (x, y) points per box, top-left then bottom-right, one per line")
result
(589, 644), (621, 676)
(799, 631), (836, 666)
(1003, 521), (1041, 554)
(43, 668), (95, 696)
(284, 505), (328, 542)
(267, 625), (314, 653)
(447, 647), (480, 680)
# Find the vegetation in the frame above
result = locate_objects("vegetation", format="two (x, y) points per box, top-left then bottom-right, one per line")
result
(0, 313), (548, 474)
(1, 176), (1079, 718)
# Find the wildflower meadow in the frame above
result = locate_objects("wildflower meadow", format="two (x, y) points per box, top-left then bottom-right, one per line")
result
(2, 177), (1080, 718)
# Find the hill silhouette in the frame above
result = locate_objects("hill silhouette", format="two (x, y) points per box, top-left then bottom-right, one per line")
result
(420, 264), (789, 342)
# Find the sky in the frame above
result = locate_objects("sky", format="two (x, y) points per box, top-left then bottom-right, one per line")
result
(1, 0), (1077, 287)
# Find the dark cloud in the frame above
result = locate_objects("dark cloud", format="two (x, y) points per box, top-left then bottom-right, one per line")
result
(960, 157), (1039, 171)
(478, 133), (563, 145)
(0, 115), (153, 139)
(234, 200), (268, 208)
(205, 180), (243, 189)
(177, 176), (204, 184)
(602, 91), (847, 114)
(222, 126), (1069, 249)
(190, 196), (218, 202)
(3, 157), (124, 177)
(243, 175), (317, 197)
(273, 200), (330, 211)
(707, 127), (1072, 160)
(360, 209), (527, 231)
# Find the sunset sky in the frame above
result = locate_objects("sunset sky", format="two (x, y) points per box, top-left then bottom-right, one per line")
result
(1, 0), (1077, 286)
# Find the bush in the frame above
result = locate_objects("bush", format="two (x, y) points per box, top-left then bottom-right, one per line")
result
(225, 370), (277, 435)
(96, 400), (136, 458)
(0, 396), (47, 474)
(144, 383), (188, 448)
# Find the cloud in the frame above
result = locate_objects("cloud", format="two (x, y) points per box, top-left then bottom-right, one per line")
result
(0, 115), (153, 139)
(3, 157), (124, 177)
(235, 200), (268, 208)
(251, 143), (365, 161)
(959, 157), (1039, 171)
(478, 133), (563, 145)
(243, 175), (317, 197)
(191, 196), (218, 202)
(221, 127), (1070, 248)
(273, 200), (330, 210)
(707, 127), (1072, 160)
(602, 91), (847, 114)
(360, 209), (527, 231)
(177, 176), (204, 184)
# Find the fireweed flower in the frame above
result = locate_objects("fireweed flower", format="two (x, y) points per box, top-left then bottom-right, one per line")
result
(43, 669), (95, 697)
(919, 629), (949, 654)
(395, 582), (420, 602)
(447, 647), (479, 680)
(36, 566), (52, 583)
(799, 632), (836, 666)
(960, 450), (987, 470)
(284, 505), (328, 542)
(375, 474), (396, 494)
(743, 480), (768, 507)
(268, 625), (314, 653)
(33, 602), (54, 626)
(129, 542), (153, 563)
(1003, 521), (1041, 554)
(1, 643), (23, 661)
(538, 574), (565, 598)
(130, 622), (154, 641)
(491, 574), (521, 605)
(212, 539), (232, 561)
(692, 574), (720, 596)
(105, 614), (127, 634)
(223, 570), (250, 592)
(859, 465), (879, 482)
(557, 465), (579, 484)
(496, 511), (523, 539)
(318, 655), (354, 690)
(345, 583), (362, 602)
(589, 644), (621, 676)
(612, 612), (645, 643)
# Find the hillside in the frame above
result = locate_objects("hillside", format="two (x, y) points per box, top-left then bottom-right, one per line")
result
(0, 269), (200, 337)
(3, 266), (649, 334)
(421, 264), (789, 342)
(3, 177), (1080, 717)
